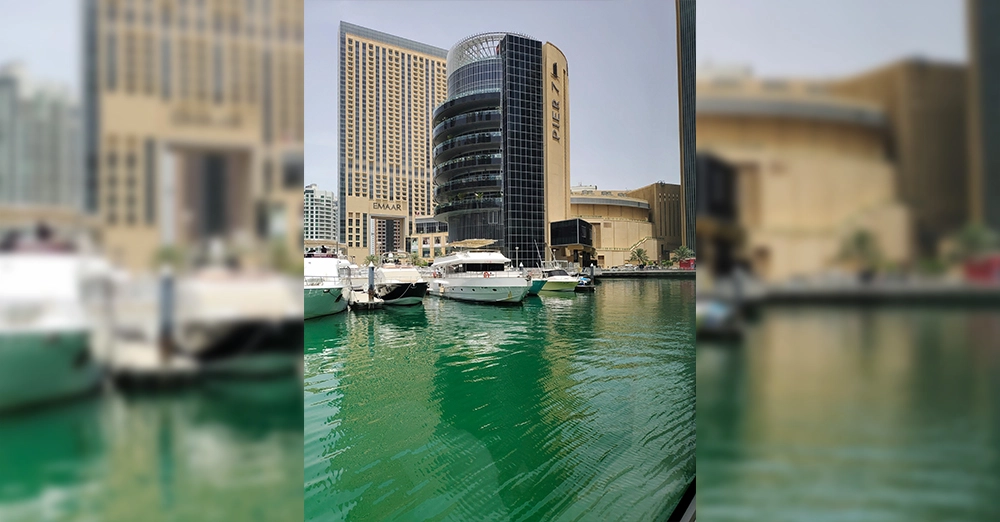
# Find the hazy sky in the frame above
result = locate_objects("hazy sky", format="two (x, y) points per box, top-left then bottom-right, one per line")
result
(304, 0), (680, 192)
(699, 0), (966, 78)
(0, 1), (80, 94)
(0, 1), (967, 191)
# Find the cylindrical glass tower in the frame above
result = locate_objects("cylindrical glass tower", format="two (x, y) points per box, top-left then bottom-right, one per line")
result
(432, 33), (507, 246)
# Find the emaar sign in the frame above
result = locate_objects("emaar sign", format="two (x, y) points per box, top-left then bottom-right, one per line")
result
(372, 201), (402, 212)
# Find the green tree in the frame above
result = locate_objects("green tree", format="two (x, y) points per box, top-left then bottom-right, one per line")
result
(152, 245), (185, 270)
(838, 229), (882, 271)
(363, 254), (379, 266)
(672, 245), (695, 262)
(951, 223), (999, 261)
(629, 248), (650, 265)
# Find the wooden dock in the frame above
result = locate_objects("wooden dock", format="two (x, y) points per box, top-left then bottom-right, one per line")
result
(348, 289), (384, 310)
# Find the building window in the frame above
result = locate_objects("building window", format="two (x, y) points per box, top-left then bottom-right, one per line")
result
(106, 33), (117, 91)
(161, 38), (171, 99)
(144, 35), (155, 95)
(125, 33), (135, 94)
(145, 138), (156, 225)
(213, 43), (223, 104)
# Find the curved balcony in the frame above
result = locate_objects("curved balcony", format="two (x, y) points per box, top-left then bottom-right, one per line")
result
(434, 172), (503, 202)
(433, 109), (502, 144)
(434, 196), (504, 218)
(433, 131), (503, 163)
(433, 152), (502, 185)
(433, 90), (502, 126)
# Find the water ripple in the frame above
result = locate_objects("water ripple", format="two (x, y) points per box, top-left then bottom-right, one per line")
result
(305, 280), (695, 521)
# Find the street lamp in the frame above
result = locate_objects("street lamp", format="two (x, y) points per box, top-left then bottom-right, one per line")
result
(515, 246), (519, 267)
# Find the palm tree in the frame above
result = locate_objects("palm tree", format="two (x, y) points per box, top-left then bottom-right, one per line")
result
(838, 229), (882, 282)
(672, 245), (694, 262)
(629, 248), (650, 265)
(363, 254), (379, 266)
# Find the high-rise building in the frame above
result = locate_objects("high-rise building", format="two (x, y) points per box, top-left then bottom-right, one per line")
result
(677, 0), (696, 252)
(432, 32), (571, 266)
(304, 183), (337, 243)
(967, 0), (1000, 232)
(0, 62), (81, 209)
(338, 22), (448, 262)
(82, 0), (304, 272)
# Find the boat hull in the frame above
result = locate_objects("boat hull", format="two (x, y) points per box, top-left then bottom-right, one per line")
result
(377, 281), (428, 306)
(304, 286), (348, 319)
(527, 279), (547, 295)
(0, 330), (102, 413)
(541, 278), (579, 292)
(429, 277), (530, 303)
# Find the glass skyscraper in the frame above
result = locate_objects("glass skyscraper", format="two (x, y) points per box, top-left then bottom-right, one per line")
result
(433, 32), (570, 266)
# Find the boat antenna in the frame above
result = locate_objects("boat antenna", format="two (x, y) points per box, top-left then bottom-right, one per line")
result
(533, 239), (544, 266)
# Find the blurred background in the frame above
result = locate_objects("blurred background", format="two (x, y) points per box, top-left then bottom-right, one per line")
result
(1, 1), (304, 520)
(697, 0), (1000, 520)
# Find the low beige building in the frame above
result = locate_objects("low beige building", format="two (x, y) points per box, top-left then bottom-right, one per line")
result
(409, 217), (448, 263)
(569, 182), (682, 268)
(697, 68), (911, 282)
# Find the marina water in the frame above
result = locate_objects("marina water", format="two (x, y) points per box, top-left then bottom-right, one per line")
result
(0, 376), (303, 521)
(305, 279), (696, 520)
(698, 305), (1000, 521)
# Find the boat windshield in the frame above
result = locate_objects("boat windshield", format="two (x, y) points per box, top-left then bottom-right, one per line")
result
(449, 262), (506, 273)
(545, 269), (570, 277)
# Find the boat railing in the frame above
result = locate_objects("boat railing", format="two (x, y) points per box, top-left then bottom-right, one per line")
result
(304, 275), (346, 287)
(434, 269), (526, 279)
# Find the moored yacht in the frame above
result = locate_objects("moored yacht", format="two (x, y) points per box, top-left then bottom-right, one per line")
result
(304, 253), (351, 319)
(378, 268), (429, 306)
(428, 250), (530, 304)
(540, 268), (580, 292)
(0, 229), (109, 413)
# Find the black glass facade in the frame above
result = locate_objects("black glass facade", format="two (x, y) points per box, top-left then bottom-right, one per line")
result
(677, 0), (696, 251)
(500, 35), (545, 267)
(550, 218), (593, 247)
(970, 0), (1000, 231)
(433, 32), (550, 266)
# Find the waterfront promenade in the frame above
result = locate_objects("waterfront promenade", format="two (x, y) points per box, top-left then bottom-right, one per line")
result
(700, 277), (1000, 306)
(600, 268), (696, 279)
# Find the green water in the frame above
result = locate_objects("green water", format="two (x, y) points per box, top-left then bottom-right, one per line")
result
(698, 306), (1000, 521)
(0, 377), (303, 522)
(304, 279), (696, 521)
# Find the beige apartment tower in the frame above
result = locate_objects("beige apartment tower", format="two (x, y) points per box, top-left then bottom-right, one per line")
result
(83, 0), (304, 272)
(338, 22), (448, 262)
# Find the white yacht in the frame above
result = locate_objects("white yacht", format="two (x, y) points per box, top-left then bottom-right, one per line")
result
(428, 251), (530, 304)
(375, 253), (428, 306)
(540, 268), (580, 292)
(304, 254), (351, 319)
(0, 239), (109, 413)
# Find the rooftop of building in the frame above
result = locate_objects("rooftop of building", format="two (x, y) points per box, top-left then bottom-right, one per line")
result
(696, 64), (887, 127)
(340, 21), (448, 59)
(0, 61), (75, 103)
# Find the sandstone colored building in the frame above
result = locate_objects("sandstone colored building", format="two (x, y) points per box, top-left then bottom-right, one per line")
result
(697, 68), (911, 282)
(569, 182), (683, 268)
(83, 0), (304, 272)
(338, 22), (448, 263)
